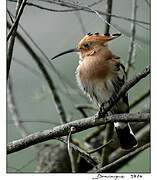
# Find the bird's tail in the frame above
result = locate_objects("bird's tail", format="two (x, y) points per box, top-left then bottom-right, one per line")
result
(114, 122), (137, 150)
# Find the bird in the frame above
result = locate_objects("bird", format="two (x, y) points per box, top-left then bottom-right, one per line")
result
(51, 32), (137, 150)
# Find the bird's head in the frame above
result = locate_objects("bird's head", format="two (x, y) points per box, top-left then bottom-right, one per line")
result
(77, 32), (121, 59)
(51, 32), (121, 60)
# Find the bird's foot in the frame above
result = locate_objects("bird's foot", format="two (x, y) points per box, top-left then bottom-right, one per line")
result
(96, 103), (107, 119)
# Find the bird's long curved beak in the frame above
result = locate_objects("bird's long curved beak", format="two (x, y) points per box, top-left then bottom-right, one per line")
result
(111, 33), (121, 40)
(51, 48), (79, 60)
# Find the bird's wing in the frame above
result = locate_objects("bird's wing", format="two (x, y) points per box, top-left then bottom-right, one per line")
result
(110, 60), (129, 113)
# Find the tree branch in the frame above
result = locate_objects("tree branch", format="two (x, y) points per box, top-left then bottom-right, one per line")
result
(99, 66), (150, 117)
(7, 78), (28, 137)
(104, 0), (113, 34)
(7, 112), (150, 154)
(126, 0), (137, 76)
(96, 143), (150, 173)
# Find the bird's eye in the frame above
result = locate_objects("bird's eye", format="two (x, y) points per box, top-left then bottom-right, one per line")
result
(84, 43), (90, 48)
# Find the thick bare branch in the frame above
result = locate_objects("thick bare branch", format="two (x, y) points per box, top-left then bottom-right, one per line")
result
(7, 112), (150, 154)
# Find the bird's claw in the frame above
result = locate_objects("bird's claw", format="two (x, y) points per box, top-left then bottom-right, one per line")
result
(96, 103), (107, 119)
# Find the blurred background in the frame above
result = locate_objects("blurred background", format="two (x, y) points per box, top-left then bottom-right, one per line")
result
(7, 0), (150, 173)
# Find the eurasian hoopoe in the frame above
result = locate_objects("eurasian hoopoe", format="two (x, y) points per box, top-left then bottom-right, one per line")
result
(51, 32), (137, 150)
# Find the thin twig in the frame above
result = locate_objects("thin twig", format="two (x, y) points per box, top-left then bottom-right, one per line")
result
(18, 2), (76, 12)
(8, 119), (59, 125)
(13, 57), (82, 102)
(7, 22), (67, 125)
(85, 125), (106, 143)
(130, 90), (150, 109)
(112, 23), (149, 44)
(39, 0), (150, 25)
(7, 78), (28, 137)
(67, 127), (77, 172)
(104, 0), (112, 34)
(13, 57), (42, 78)
(7, 0), (23, 79)
(88, 0), (104, 7)
(7, 0), (27, 41)
(75, 104), (97, 111)
(101, 122), (114, 167)
(7, 166), (23, 173)
(144, 0), (150, 7)
(96, 143), (150, 173)
(7, 112), (150, 154)
(7, 0), (28, 79)
(88, 139), (113, 154)
(7, 9), (14, 23)
(16, 158), (36, 171)
(8, 0), (104, 13)
(126, 0), (138, 76)
(90, 7), (120, 34)
(76, 106), (88, 118)
(74, 11), (86, 34)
